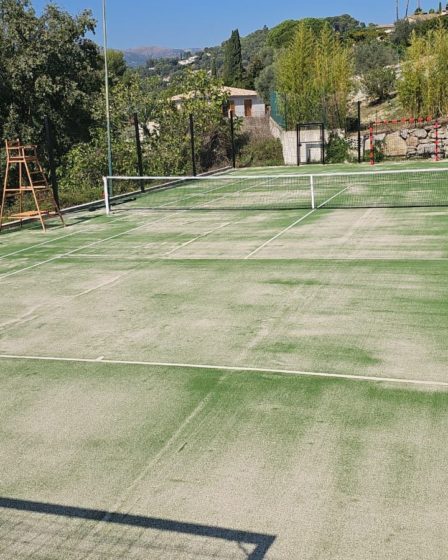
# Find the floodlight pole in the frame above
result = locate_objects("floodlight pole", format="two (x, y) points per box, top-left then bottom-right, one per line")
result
(102, 0), (113, 185)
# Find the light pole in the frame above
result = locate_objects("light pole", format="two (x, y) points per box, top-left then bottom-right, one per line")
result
(102, 0), (113, 182)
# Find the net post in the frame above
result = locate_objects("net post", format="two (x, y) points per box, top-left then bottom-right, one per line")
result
(369, 123), (375, 166)
(310, 175), (315, 209)
(230, 111), (236, 168)
(133, 112), (145, 190)
(103, 176), (110, 215)
(189, 113), (197, 177)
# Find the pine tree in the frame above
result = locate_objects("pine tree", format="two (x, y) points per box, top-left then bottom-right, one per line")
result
(222, 29), (244, 87)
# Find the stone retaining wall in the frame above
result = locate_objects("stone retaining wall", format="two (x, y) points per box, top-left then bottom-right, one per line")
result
(369, 124), (446, 159)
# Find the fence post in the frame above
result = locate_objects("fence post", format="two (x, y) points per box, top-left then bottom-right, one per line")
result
(296, 124), (300, 166)
(189, 113), (197, 177)
(435, 120), (440, 162)
(369, 123), (375, 166)
(357, 101), (362, 164)
(133, 112), (144, 191)
(321, 123), (325, 165)
(44, 115), (60, 207)
(230, 111), (236, 168)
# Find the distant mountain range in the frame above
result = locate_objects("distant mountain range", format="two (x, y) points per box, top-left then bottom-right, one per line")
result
(123, 46), (202, 67)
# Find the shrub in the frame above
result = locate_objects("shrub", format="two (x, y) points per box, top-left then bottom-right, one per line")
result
(364, 139), (385, 163)
(361, 67), (396, 103)
(325, 133), (351, 163)
(237, 137), (284, 167)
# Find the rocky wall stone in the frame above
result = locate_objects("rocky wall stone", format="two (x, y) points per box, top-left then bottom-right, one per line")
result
(384, 132), (407, 157)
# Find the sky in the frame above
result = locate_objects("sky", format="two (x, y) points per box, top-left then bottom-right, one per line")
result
(31, 0), (427, 49)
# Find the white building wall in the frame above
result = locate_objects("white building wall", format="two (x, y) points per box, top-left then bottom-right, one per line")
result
(270, 119), (329, 165)
(231, 95), (265, 117)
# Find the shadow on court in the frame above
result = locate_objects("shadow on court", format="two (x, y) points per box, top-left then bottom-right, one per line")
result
(0, 497), (276, 559)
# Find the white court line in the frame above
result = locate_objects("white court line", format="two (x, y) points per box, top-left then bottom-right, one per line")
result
(0, 213), (180, 282)
(245, 210), (316, 259)
(73, 275), (125, 298)
(244, 186), (351, 259)
(163, 221), (233, 257)
(0, 171), (235, 261)
(1, 354), (447, 388)
(0, 213), (127, 261)
(162, 179), (274, 257)
(0, 178), (271, 280)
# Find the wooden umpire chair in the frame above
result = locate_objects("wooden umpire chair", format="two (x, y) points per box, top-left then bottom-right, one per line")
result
(0, 140), (65, 232)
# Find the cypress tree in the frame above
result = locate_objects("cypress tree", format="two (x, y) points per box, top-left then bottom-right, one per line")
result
(222, 29), (244, 87)
(211, 56), (218, 78)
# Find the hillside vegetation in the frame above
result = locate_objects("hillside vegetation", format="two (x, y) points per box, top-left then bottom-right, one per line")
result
(2, 0), (448, 209)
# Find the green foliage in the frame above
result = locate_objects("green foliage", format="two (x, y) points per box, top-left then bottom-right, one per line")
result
(211, 57), (218, 78)
(364, 140), (385, 163)
(107, 49), (128, 83)
(59, 69), (232, 201)
(276, 22), (353, 128)
(390, 19), (415, 48)
(326, 14), (366, 35)
(245, 56), (264, 89)
(58, 72), (161, 201)
(268, 20), (299, 49)
(237, 137), (284, 167)
(255, 64), (276, 103)
(268, 14), (366, 49)
(240, 26), (271, 67)
(222, 29), (244, 87)
(398, 24), (448, 116)
(325, 133), (351, 164)
(361, 67), (397, 102)
(349, 27), (384, 43)
(354, 41), (399, 74)
(0, 0), (102, 155)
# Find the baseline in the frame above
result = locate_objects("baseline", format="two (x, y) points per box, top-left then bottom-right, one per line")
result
(1, 354), (447, 388)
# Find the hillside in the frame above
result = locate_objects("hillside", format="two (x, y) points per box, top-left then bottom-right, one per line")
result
(124, 46), (201, 67)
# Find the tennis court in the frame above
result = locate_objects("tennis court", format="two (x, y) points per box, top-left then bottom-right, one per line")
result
(1, 162), (448, 559)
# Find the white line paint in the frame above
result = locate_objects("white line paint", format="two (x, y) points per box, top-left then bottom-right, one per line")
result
(1, 354), (447, 388)
(73, 275), (125, 298)
(0, 214), (127, 261)
(161, 180), (272, 257)
(244, 186), (351, 259)
(244, 210), (316, 259)
(316, 185), (351, 209)
(0, 212), (184, 282)
(163, 221), (233, 257)
(0, 177), (270, 280)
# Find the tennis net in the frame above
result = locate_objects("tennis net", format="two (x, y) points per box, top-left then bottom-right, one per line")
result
(103, 167), (448, 213)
